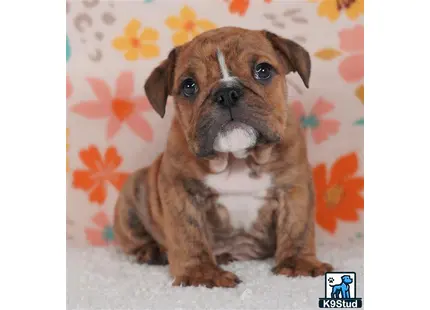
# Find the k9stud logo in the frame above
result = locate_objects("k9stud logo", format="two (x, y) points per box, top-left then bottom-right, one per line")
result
(319, 272), (363, 308)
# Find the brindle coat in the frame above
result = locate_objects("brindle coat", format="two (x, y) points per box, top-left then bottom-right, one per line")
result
(114, 27), (333, 288)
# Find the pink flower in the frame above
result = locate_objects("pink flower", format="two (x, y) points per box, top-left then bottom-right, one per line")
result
(66, 76), (73, 99)
(292, 97), (340, 144)
(85, 211), (116, 246)
(71, 72), (153, 141)
(339, 25), (364, 83)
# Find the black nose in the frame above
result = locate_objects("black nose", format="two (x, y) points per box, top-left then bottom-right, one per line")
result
(214, 87), (242, 107)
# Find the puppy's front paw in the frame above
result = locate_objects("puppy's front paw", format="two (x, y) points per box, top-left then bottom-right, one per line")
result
(172, 264), (241, 288)
(272, 257), (333, 277)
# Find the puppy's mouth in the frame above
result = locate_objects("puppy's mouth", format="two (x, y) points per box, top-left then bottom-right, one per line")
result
(213, 121), (258, 153)
(196, 115), (279, 158)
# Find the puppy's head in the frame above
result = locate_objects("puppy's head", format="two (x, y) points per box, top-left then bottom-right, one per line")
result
(145, 27), (311, 158)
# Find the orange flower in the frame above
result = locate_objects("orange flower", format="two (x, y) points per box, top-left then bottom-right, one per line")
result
(229, 0), (249, 16)
(72, 145), (129, 205)
(313, 153), (364, 233)
(226, 0), (271, 16)
(85, 211), (116, 246)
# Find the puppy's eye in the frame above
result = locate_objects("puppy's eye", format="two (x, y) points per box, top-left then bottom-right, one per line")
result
(254, 63), (273, 81)
(181, 78), (198, 97)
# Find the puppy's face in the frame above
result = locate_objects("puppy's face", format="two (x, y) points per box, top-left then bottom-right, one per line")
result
(145, 27), (311, 158)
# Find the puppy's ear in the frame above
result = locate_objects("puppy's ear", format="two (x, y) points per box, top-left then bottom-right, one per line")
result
(263, 30), (311, 88)
(144, 48), (177, 118)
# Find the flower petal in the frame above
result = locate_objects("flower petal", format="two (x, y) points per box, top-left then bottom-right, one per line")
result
(89, 182), (107, 205)
(196, 19), (216, 31)
(126, 113), (153, 141)
(190, 27), (201, 39)
(345, 0), (364, 20)
(85, 228), (107, 246)
(172, 30), (189, 46)
(339, 25), (364, 52)
(86, 78), (112, 103)
(229, 0), (249, 16)
(356, 84), (364, 104)
(316, 206), (337, 234)
(336, 191), (364, 220)
(313, 163), (328, 195)
(322, 119), (340, 134)
(173, 30), (190, 46)
(339, 54), (364, 82)
(107, 116), (122, 139)
(72, 170), (94, 191)
(335, 200), (359, 221)
(66, 76), (73, 99)
(329, 153), (359, 185)
(314, 119), (340, 143)
(115, 71), (134, 99)
(180, 5), (196, 21)
(132, 96), (152, 112)
(112, 36), (131, 51)
(124, 48), (139, 61)
(351, 193), (364, 210)
(140, 43), (160, 58)
(104, 146), (123, 169)
(311, 119), (340, 144)
(71, 101), (111, 119)
(109, 172), (130, 191)
(314, 48), (342, 60)
(124, 19), (141, 37)
(344, 177), (364, 193)
(140, 28), (159, 41)
(310, 97), (335, 116)
(165, 16), (182, 30)
(79, 145), (103, 171)
(317, 0), (340, 22)
(91, 211), (110, 228)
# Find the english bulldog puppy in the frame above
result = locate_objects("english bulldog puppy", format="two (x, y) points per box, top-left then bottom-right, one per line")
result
(114, 26), (333, 288)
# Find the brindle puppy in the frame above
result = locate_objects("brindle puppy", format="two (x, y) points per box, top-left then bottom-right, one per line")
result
(114, 27), (333, 288)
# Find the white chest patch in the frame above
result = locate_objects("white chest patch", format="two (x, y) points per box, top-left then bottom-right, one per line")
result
(204, 160), (272, 231)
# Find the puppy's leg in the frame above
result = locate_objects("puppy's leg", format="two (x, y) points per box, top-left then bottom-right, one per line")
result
(162, 180), (241, 288)
(114, 168), (167, 265)
(215, 253), (236, 265)
(272, 177), (333, 277)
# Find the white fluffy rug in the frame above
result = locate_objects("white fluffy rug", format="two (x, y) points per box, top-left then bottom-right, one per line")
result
(67, 239), (363, 310)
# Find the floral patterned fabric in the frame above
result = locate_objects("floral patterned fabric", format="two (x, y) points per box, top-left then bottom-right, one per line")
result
(67, 0), (364, 246)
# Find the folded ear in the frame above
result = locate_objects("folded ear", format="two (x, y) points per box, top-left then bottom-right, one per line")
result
(144, 48), (177, 118)
(263, 30), (311, 88)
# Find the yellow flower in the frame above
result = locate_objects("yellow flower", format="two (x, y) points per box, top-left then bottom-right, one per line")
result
(311, 0), (363, 22)
(165, 5), (217, 46)
(66, 128), (69, 173)
(112, 19), (160, 60)
(355, 84), (364, 104)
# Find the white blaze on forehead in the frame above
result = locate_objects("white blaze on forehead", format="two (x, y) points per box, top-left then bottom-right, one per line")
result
(216, 48), (235, 83)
